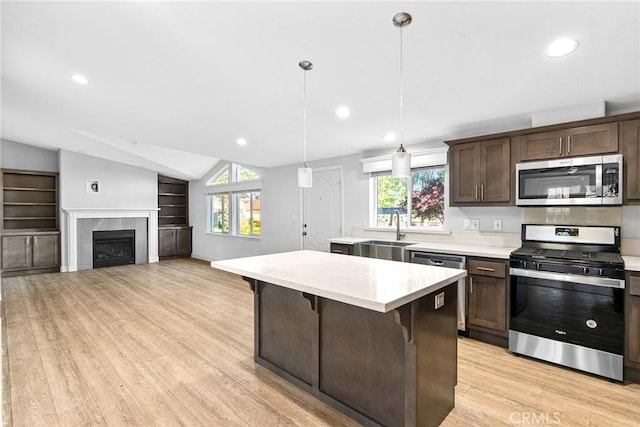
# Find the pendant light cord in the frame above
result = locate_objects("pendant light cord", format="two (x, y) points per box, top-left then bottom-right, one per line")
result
(399, 25), (404, 147)
(303, 69), (308, 164)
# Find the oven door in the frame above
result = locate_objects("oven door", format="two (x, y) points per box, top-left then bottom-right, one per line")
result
(509, 268), (624, 355)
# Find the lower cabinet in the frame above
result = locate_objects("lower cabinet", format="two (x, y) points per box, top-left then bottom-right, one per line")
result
(467, 257), (509, 345)
(626, 273), (640, 368)
(329, 242), (353, 255)
(1, 231), (60, 276)
(158, 226), (192, 258)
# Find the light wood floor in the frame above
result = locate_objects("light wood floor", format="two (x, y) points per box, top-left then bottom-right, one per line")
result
(2, 259), (640, 426)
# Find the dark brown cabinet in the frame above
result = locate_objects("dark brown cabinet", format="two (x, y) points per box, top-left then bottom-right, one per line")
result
(158, 175), (191, 259)
(621, 119), (640, 202)
(467, 257), (508, 344)
(626, 273), (640, 368)
(449, 137), (511, 205)
(330, 243), (353, 255)
(1, 169), (60, 276)
(518, 123), (618, 161)
(158, 226), (192, 258)
(1, 232), (60, 274)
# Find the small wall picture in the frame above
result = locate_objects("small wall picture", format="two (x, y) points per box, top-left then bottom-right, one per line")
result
(86, 180), (100, 193)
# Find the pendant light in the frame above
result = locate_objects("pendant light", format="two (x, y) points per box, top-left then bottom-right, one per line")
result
(391, 12), (412, 178)
(298, 60), (313, 188)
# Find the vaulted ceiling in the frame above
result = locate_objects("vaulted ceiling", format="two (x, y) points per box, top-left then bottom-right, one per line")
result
(2, 1), (639, 180)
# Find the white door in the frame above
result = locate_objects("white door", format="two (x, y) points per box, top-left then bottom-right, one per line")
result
(302, 167), (343, 251)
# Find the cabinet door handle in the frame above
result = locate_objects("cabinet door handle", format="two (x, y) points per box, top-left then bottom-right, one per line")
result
(332, 250), (344, 254)
(476, 267), (495, 272)
(481, 184), (484, 200)
(470, 277), (473, 294)
(475, 185), (478, 200)
(567, 135), (571, 154)
(558, 136), (563, 154)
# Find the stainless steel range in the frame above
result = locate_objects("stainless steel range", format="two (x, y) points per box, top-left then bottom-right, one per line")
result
(509, 224), (625, 381)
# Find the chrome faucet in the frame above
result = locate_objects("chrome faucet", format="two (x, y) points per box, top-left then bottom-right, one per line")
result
(392, 210), (405, 241)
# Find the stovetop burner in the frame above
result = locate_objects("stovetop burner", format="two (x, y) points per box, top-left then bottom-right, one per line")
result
(511, 246), (624, 266)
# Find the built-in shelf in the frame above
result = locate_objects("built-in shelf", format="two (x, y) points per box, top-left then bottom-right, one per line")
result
(3, 187), (56, 192)
(158, 192), (186, 197)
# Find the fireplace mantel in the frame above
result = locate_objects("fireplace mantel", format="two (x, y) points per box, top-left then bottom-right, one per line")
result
(63, 208), (160, 272)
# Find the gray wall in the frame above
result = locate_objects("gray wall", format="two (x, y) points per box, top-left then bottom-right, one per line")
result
(1, 139), (58, 171)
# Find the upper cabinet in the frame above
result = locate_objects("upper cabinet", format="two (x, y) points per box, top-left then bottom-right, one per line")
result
(621, 119), (640, 203)
(517, 123), (618, 162)
(449, 137), (512, 206)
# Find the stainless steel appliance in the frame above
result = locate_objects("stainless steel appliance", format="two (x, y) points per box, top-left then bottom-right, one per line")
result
(410, 251), (467, 331)
(516, 154), (622, 206)
(509, 224), (625, 381)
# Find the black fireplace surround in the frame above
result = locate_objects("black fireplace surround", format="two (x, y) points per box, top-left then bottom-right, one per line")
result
(92, 229), (135, 269)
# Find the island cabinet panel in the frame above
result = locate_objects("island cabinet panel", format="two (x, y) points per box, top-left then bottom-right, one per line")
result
(626, 273), (640, 370)
(258, 282), (314, 385)
(249, 279), (458, 427)
(621, 119), (640, 202)
(517, 123), (618, 161)
(319, 300), (405, 426)
(449, 137), (511, 206)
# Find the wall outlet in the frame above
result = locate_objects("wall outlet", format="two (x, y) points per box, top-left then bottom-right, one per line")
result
(435, 292), (445, 309)
(493, 219), (502, 231)
(470, 219), (479, 230)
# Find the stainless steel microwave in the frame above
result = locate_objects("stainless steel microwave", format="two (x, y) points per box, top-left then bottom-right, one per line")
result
(516, 154), (622, 206)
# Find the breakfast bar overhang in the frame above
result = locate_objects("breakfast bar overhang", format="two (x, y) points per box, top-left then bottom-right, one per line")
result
(212, 250), (467, 427)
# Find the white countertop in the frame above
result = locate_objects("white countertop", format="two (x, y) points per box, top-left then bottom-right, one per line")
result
(211, 250), (466, 313)
(405, 242), (517, 259)
(329, 237), (517, 259)
(623, 256), (640, 272)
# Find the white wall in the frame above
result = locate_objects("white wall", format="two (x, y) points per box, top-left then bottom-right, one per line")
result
(59, 150), (158, 268)
(1, 139), (58, 171)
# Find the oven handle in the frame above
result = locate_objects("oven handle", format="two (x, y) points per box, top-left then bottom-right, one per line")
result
(509, 267), (625, 289)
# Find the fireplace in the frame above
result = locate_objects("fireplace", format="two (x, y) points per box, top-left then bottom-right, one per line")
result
(93, 230), (136, 269)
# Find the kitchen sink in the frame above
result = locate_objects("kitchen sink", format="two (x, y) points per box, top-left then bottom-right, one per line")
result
(353, 240), (413, 262)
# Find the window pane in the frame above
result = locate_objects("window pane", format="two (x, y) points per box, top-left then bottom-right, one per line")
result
(215, 170), (229, 185)
(212, 194), (229, 233)
(237, 191), (260, 236)
(251, 192), (261, 236)
(410, 168), (445, 227)
(375, 175), (408, 227)
(237, 165), (261, 182)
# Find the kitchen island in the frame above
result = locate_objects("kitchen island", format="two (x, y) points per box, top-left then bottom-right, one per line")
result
(211, 250), (466, 427)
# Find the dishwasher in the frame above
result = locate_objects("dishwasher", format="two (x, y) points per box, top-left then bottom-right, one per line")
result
(410, 251), (467, 332)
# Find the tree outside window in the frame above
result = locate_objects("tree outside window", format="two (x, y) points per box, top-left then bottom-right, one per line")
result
(374, 167), (445, 229)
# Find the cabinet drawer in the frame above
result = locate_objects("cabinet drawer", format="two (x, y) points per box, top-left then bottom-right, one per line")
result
(468, 259), (506, 278)
(630, 275), (640, 297)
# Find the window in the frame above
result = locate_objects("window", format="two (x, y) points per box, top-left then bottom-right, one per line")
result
(207, 163), (262, 237)
(372, 167), (445, 229)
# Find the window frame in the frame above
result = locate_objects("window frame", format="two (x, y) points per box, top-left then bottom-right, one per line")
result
(370, 166), (445, 230)
(206, 162), (262, 238)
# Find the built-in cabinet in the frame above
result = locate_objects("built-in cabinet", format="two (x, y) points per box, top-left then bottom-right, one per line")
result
(517, 123), (618, 161)
(449, 137), (512, 205)
(467, 257), (508, 345)
(1, 169), (60, 277)
(621, 119), (640, 203)
(158, 175), (192, 259)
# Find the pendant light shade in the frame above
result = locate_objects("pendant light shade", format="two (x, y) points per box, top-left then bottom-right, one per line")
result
(298, 60), (313, 188)
(392, 144), (411, 178)
(391, 12), (412, 178)
(298, 163), (312, 188)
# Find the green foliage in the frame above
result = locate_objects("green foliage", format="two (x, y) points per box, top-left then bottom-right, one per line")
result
(237, 165), (260, 181)
(376, 175), (407, 208)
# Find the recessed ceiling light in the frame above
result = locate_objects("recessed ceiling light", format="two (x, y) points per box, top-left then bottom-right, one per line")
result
(546, 38), (578, 58)
(336, 106), (351, 119)
(384, 132), (397, 142)
(72, 73), (89, 85)
(236, 138), (247, 146)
